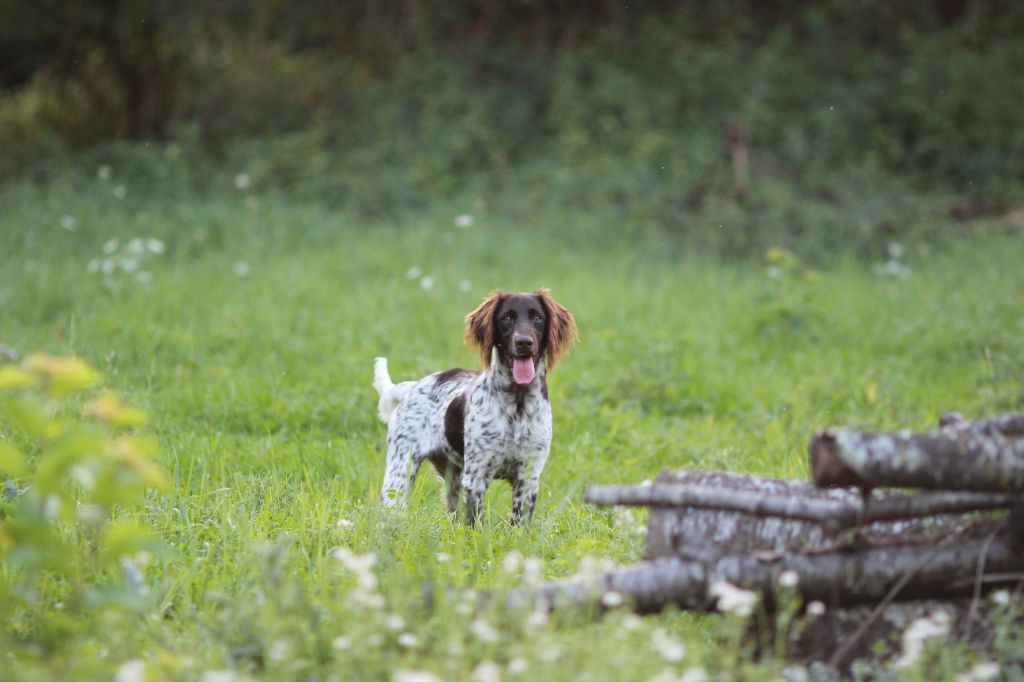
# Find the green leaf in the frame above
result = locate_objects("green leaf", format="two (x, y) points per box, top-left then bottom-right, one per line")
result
(0, 365), (36, 390)
(100, 521), (161, 563)
(0, 441), (26, 476)
(3, 396), (50, 438)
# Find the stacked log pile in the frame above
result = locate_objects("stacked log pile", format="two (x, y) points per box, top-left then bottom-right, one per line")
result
(511, 413), (1024, 670)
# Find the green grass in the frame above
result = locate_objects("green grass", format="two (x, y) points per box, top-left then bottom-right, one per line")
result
(1, 176), (1023, 680)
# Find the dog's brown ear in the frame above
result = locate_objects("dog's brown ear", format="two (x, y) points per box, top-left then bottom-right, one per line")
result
(535, 288), (578, 370)
(465, 291), (504, 367)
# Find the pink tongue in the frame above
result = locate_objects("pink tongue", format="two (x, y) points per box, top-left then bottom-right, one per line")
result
(512, 358), (535, 384)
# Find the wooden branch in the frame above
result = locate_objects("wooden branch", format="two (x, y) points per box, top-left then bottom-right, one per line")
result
(509, 524), (1022, 616)
(587, 482), (1019, 530)
(810, 413), (1024, 491)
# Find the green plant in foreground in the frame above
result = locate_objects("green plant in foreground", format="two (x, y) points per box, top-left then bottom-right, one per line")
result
(0, 354), (168, 650)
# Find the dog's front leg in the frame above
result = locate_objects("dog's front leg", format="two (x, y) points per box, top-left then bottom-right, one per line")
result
(461, 460), (493, 527)
(510, 476), (540, 526)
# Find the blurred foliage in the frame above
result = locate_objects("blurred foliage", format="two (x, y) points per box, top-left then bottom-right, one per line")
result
(0, 354), (167, 655)
(1, 0), (1023, 240)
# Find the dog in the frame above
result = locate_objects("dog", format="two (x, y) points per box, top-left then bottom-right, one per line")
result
(373, 289), (577, 525)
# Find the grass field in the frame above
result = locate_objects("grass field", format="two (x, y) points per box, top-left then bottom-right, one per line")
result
(2, 175), (1024, 680)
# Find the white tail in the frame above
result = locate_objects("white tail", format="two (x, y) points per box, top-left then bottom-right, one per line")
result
(373, 357), (412, 423)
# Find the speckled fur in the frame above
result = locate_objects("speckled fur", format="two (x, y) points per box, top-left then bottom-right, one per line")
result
(374, 290), (576, 526)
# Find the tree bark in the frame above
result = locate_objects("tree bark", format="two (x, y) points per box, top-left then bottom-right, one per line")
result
(810, 413), (1024, 491)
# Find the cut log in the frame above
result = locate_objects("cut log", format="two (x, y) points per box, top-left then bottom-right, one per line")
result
(810, 413), (1024, 491)
(587, 482), (1019, 531)
(635, 471), (956, 557)
(509, 521), (1018, 616)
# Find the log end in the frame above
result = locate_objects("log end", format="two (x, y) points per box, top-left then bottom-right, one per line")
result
(809, 429), (870, 489)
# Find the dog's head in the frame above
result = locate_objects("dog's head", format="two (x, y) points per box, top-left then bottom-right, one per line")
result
(465, 289), (577, 385)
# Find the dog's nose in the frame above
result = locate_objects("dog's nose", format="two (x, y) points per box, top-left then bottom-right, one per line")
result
(513, 334), (534, 353)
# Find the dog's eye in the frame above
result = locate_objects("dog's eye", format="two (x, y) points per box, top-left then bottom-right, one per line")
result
(501, 314), (513, 324)
(532, 315), (543, 323)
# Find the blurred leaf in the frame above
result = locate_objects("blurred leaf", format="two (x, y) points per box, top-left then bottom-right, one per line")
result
(35, 428), (107, 494)
(0, 441), (26, 476)
(84, 392), (149, 427)
(0, 365), (36, 390)
(100, 521), (160, 564)
(26, 354), (101, 396)
(110, 436), (168, 490)
(3, 395), (50, 437)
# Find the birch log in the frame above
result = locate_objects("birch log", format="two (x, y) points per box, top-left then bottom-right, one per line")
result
(637, 471), (946, 558)
(810, 413), (1024, 491)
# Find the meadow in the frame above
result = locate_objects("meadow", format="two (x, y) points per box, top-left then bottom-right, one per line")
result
(2, 170), (1024, 681)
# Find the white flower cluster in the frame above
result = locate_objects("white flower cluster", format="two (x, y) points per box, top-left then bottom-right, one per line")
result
(88, 237), (165, 285)
(708, 580), (758, 617)
(873, 242), (912, 279)
(893, 609), (950, 669)
(332, 547), (385, 608)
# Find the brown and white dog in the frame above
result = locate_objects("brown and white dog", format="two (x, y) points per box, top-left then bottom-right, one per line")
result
(374, 289), (577, 525)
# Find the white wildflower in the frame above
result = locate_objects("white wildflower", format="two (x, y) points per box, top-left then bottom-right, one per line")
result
(780, 665), (809, 682)
(97, 165), (112, 181)
(114, 185), (127, 200)
(88, 259), (100, 273)
(651, 628), (686, 662)
(641, 479), (652, 486)
(472, 661), (502, 682)
(233, 262), (251, 278)
(893, 609), (950, 669)
(767, 265), (784, 279)
(435, 552), (451, 563)
(268, 640), (289, 662)
(539, 645), (561, 662)
(398, 633), (419, 648)
(367, 633), (384, 647)
(778, 570), (799, 588)
(502, 550), (523, 575)
(680, 669), (709, 682)
(103, 239), (120, 254)
(523, 557), (543, 585)
(394, 672), (442, 682)
(102, 258), (117, 275)
(336, 518), (354, 529)
(121, 257), (139, 273)
(405, 266), (422, 279)
(386, 614), (406, 631)
(602, 590), (624, 608)
(888, 242), (905, 259)
(420, 276), (434, 290)
(470, 618), (499, 643)
(60, 215), (77, 231)
(128, 238), (144, 254)
(332, 636), (351, 650)
(146, 238), (165, 254)
(507, 658), (528, 674)
(807, 601), (826, 617)
(234, 173), (252, 190)
(454, 214), (474, 228)
(956, 662), (1000, 682)
(525, 607), (548, 629)
(709, 580), (758, 617)
(459, 279), (472, 292)
(201, 671), (244, 682)
(115, 659), (147, 682)
(990, 590), (1010, 606)
(621, 613), (643, 630)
